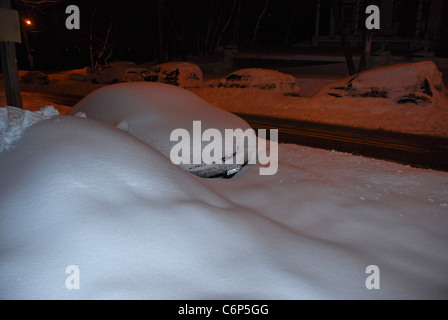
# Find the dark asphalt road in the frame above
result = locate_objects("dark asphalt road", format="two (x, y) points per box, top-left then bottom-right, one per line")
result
(26, 90), (448, 172)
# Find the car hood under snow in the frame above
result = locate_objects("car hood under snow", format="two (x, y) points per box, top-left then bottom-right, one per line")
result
(69, 82), (256, 178)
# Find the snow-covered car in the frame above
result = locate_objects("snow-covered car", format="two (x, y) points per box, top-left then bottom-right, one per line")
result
(69, 82), (256, 178)
(91, 61), (149, 84)
(315, 60), (446, 106)
(20, 71), (49, 85)
(143, 61), (203, 88)
(216, 68), (301, 96)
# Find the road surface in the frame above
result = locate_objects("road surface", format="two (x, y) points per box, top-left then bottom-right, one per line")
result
(235, 113), (448, 172)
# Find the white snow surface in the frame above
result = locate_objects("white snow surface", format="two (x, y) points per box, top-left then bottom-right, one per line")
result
(1, 113), (447, 299)
(69, 82), (257, 176)
(0, 105), (59, 152)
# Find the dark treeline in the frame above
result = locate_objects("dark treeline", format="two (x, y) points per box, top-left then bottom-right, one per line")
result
(11, 0), (318, 71)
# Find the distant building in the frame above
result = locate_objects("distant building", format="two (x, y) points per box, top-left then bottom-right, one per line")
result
(312, 0), (448, 54)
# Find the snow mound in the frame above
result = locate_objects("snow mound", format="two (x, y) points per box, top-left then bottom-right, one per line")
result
(69, 82), (256, 178)
(215, 68), (301, 96)
(1, 115), (447, 299)
(0, 105), (59, 152)
(0, 116), (313, 299)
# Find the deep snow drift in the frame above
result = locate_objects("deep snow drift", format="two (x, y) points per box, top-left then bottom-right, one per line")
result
(0, 107), (447, 299)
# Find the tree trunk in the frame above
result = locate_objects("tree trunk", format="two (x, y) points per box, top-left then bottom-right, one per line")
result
(357, 0), (374, 72)
(89, 9), (94, 69)
(233, 0), (241, 45)
(213, 0), (239, 53)
(358, 29), (372, 72)
(331, 0), (357, 75)
(203, 1), (222, 54)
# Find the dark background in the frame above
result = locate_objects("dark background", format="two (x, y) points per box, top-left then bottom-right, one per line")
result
(7, 0), (448, 72)
(11, 0), (317, 71)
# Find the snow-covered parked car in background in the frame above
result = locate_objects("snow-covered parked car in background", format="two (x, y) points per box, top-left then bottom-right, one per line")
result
(20, 71), (50, 85)
(302, 60), (448, 135)
(316, 60), (447, 106)
(91, 61), (149, 84)
(69, 82), (255, 178)
(215, 68), (301, 96)
(143, 61), (203, 88)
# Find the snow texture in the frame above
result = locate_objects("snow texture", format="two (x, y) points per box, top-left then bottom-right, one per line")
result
(0, 110), (447, 299)
(0, 105), (59, 152)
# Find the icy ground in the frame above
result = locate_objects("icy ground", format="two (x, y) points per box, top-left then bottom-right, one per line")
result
(0, 107), (447, 299)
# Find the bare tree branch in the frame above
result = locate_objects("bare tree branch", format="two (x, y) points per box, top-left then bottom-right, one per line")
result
(284, 0), (300, 47)
(94, 16), (113, 70)
(252, 0), (270, 42)
(213, 0), (239, 52)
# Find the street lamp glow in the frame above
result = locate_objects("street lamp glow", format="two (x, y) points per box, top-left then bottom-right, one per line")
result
(25, 19), (32, 26)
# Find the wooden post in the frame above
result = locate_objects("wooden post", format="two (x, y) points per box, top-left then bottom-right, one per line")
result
(0, 0), (23, 109)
